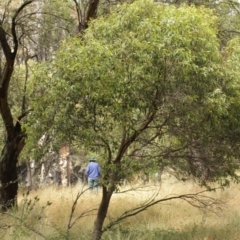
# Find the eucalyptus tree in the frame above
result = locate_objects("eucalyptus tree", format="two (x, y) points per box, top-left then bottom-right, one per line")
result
(30, 1), (240, 239)
(36, 0), (75, 61)
(0, 0), (36, 211)
(0, 0), (75, 209)
(159, 0), (240, 45)
(0, 0), (120, 201)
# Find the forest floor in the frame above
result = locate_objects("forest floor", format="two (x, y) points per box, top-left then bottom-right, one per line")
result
(1, 175), (240, 239)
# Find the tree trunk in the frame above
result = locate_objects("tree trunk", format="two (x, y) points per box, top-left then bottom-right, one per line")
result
(91, 186), (114, 240)
(0, 0), (33, 211)
(0, 132), (25, 211)
(73, 0), (100, 33)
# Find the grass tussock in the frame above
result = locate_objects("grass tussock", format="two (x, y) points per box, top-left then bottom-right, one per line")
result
(0, 178), (240, 240)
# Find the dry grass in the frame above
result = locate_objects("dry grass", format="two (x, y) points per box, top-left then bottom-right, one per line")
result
(1, 177), (240, 239)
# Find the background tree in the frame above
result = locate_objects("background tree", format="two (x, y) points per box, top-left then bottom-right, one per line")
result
(30, 1), (240, 239)
(158, 0), (240, 45)
(72, 0), (100, 33)
(0, 0), (35, 211)
(0, 0), (75, 209)
(0, 0), (102, 195)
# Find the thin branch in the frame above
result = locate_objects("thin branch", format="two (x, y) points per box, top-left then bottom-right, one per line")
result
(102, 188), (223, 233)
(73, 0), (83, 28)
(17, 108), (33, 121)
(115, 184), (159, 194)
(16, 11), (74, 25)
(11, 1), (34, 56)
(2, 212), (47, 239)
(128, 113), (173, 157)
(114, 109), (158, 163)
(0, 0), (13, 25)
(67, 186), (98, 229)
(98, 136), (112, 164)
(220, 29), (240, 35)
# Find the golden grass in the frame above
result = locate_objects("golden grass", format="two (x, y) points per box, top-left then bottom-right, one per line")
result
(1, 178), (240, 239)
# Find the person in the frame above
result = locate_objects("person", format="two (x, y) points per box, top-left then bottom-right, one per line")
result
(86, 157), (101, 192)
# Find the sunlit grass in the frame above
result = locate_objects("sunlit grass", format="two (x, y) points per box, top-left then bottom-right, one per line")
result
(1, 177), (240, 239)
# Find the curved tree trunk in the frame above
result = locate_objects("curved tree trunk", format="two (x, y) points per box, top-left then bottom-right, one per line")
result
(0, 0), (33, 211)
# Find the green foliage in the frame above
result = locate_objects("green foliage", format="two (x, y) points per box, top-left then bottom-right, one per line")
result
(38, 0), (75, 59)
(0, 0), (75, 163)
(30, 0), (240, 185)
(0, 191), (52, 240)
(157, 0), (240, 45)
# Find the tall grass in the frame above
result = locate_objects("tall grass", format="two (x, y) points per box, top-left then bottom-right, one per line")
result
(1, 178), (240, 240)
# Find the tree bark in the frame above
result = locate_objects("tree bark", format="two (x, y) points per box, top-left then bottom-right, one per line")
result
(73, 0), (100, 33)
(91, 185), (114, 240)
(0, 0), (32, 211)
(0, 127), (25, 210)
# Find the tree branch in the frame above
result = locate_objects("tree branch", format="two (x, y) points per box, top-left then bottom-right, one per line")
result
(0, 28), (12, 63)
(2, 211), (47, 239)
(11, 1), (34, 56)
(67, 187), (98, 229)
(102, 188), (223, 233)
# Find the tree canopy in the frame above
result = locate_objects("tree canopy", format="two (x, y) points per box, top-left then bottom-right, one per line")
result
(30, 0), (240, 184)
(10, 0), (240, 238)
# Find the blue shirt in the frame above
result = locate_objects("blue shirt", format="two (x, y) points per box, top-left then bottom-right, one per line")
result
(86, 162), (101, 179)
